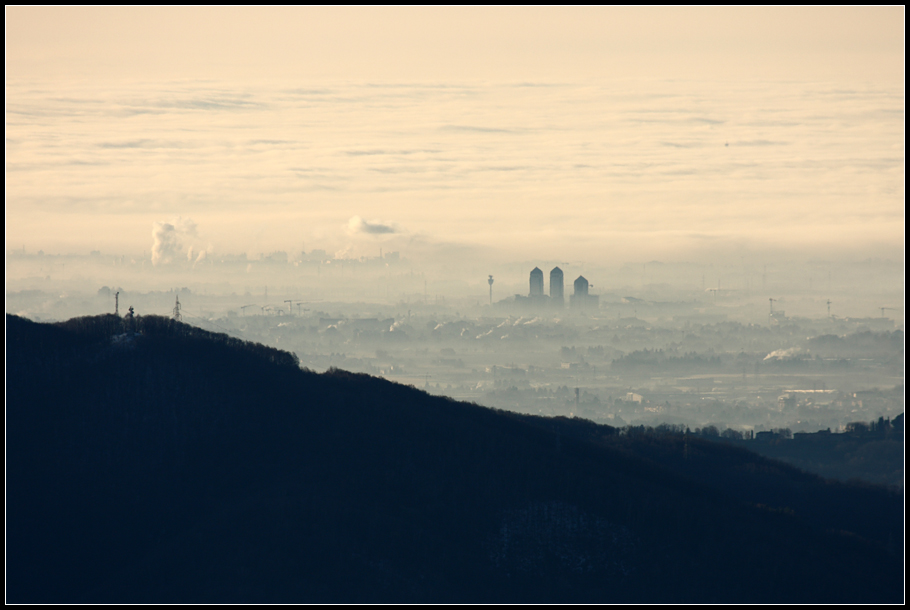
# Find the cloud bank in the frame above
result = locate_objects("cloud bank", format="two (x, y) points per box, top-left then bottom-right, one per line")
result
(5, 77), (903, 263)
(347, 216), (398, 235)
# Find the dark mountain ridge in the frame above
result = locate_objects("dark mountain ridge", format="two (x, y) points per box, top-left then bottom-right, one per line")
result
(6, 314), (904, 602)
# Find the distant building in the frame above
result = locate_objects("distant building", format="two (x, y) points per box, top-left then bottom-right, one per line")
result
(529, 267), (544, 297)
(550, 267), (564, 307)
(754, 431), (778, 442)
(574, 275), (588, 297)
(570, 275), (599, 310)
(778, 393), (797, 411)
(297, 249), (329, 262)
(261, 251), (288, 264)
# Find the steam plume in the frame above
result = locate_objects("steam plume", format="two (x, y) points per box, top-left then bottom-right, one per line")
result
(151, 217), (199, 266)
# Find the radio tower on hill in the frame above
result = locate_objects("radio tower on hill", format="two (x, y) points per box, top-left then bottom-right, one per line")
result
(488, 275), (494, 305)
(173, 295), (182, 321)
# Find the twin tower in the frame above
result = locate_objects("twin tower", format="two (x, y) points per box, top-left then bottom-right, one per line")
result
(529, 267), (596, 309)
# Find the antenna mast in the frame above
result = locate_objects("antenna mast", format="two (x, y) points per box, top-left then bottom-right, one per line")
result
(114, 291), (119, 316)
(173, 295), (182, 321)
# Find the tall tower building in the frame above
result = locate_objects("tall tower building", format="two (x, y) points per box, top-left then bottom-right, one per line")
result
(570, 275), (598, 309)
(529, 267), (544, 297)
(550, 267), (564, 307)
(573, 275), (589, 297)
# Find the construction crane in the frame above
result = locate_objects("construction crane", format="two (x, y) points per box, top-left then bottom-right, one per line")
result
(769, 298), (778, 323)
(279, 299), (311, 315)
(262, 305), (284, 316)
(880, 306), (897, 319)
(240, 304), (257, 316)
(290, 300), (310, 315)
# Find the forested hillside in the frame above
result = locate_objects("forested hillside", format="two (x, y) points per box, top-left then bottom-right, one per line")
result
(6, 314), (903, 603)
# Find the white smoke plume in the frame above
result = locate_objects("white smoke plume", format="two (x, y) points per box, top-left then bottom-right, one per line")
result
(763, 347), (807, 361)
(151, 217), (202, 266)
(193, 249), (207, 267)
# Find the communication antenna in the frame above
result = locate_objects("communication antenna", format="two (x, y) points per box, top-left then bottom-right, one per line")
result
(488, 275), (494, 305)
(114, 291), (119, 316)
(173, 295), (182, 321)
(826, 299), (832, 318)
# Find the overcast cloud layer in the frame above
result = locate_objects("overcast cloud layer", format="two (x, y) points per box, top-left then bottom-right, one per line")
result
(5, 7), (904, 263)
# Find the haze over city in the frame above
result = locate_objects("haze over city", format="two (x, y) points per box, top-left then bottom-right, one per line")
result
(7, 7), (904, 432)
(6, 7), (905, 604)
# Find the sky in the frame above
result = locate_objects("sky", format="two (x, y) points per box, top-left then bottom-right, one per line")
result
(5, 7), (905, 265)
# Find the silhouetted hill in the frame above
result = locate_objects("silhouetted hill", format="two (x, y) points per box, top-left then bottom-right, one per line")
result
(507, 416), (902, 556)
(732, 426), (903, 488)
(6, 314), (904, 603)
